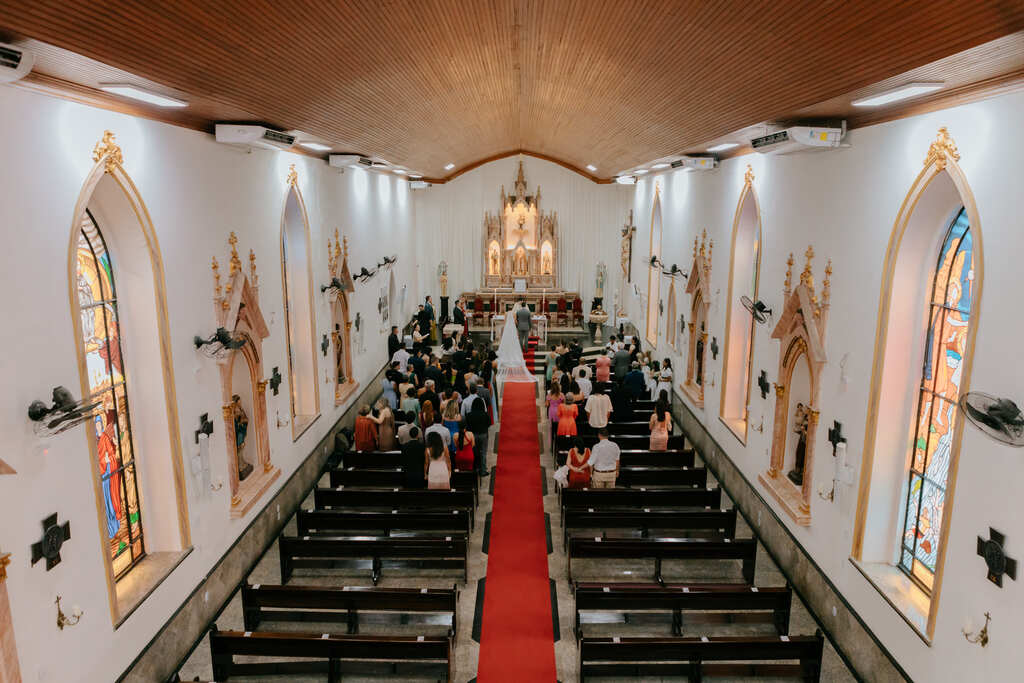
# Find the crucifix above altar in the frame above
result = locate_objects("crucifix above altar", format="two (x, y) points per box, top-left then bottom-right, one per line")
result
(483, 161), (558, 289)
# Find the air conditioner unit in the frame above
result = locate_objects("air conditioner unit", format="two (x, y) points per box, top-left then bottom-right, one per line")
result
(750, 124), (845, 155)
(0, 42), (34, 83)
(328, 154), (374, 169)
(409, 180), (431, 190)
(214, 124), (295, 150)
(671, 156), (718, 170)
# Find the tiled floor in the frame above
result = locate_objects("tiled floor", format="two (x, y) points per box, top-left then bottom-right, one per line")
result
(178, 380), (856, 682)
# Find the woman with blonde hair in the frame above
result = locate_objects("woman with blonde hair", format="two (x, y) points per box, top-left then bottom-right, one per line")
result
(372, 397), (397, 451)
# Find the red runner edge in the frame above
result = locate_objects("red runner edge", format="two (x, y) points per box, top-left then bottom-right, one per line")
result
(476, 381), (556, 681)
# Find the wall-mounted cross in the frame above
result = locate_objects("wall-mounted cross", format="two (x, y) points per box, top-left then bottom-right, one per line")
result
(268, 367), (282, 396)
(827, 420), (846, 456)
(758, 371), (770, 400)
(31, 513), (71, 571)
(977, 528), (1017, 587)
(710, 337), (719, 360)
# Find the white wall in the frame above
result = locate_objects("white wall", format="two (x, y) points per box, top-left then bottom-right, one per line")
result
(412, 156), (631, 312)
(634, 90), (1024, 681)
(0, 84), (415, 682)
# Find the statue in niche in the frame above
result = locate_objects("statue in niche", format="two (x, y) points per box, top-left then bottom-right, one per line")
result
(231, 394), (253, 481)
(595, 263), (606, 298)
(438, 261), (448, 297)
(334, 323), (346, 385)
(695, 322), (705, 386)
(541, 249), (552, 275)
(787, 403), (809, 486)
(513, 246), (528, 275)
(489, 245), (500, 275)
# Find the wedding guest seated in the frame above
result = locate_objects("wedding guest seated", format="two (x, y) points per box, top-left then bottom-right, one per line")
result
(354, 404), (378, 452)
(649, 400), (673, 451)
(566, 436), (592, 489)
(400, 426), (426, 488)
(425, 432), (452, 490)
(589, 427), (621, 488)
(576, 368), (593, 399)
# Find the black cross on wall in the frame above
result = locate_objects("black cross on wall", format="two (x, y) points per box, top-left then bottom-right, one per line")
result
(31, 513), (71, 571)
(977, 528), (1017, 587)
(758, 371), (770, 400)
(710, 336), (719, 360)
(268, 367), (283, 396)
(827, 421), (846, 456)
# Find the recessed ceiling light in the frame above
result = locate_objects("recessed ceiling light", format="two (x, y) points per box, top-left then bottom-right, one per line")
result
(298, 141), (331, 152)
(707, 142), (739, 152)
(444, 163), (455, 171)
(586, 164), (597, 172)
(409, 173), (423, 179)
(651, 162), (670, 169)
(634, 169), (649, 175)
(393, 169), (407, 175)
(852, 82), (944, 107)
(99, 83), (187, 108)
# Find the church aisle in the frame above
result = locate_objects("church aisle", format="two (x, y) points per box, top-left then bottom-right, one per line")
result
(477, 381), (557, 681)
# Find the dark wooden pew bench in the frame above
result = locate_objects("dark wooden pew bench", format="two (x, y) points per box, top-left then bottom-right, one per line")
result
(567, 536), (757, 585)
(329, 468), (478, 503)
(560, 487), (723, 523)
(210, 627), (452, 681)
(279, 534), (468, 584)
(562, 507), (737, 549)
(556, 450), (695, 468)
(616, 466), (707, 488)
(578, 632), (824, 682)
(240, 584), (458, 638)
(573, 582), (791, 639)
(313, 488), (476, 527)
(296, 508), (471, 538)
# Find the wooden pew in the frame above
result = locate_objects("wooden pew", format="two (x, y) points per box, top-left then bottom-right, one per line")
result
(209, 627), (452, 681)
(329, 468), (478, 502)
(313, 488), (476, 527)
(240, 584), (458, 638)
(603, 420), (657, 435)
(562, 508), (736, 549)
(556, 450), (695, 468)
(341, 450), (402, 469)
(573, 582), (791, 640)
(567, 536), (757, 584)
(279, 534), (468, 584)
(560, 487), (722, 522)
(296, 509), (471, 538)
(617, 466), (707, 488)
(578, 633), (824, 682)
(568, 433), (686, 450)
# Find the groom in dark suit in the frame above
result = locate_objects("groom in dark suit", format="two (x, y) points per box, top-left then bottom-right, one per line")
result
(515, 301), (532, 350)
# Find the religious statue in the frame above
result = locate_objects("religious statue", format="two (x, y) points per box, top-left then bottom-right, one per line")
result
(695, 322), (705, 386)
(438, 261), (449, 297)
(621, 210), (636, 282)
(489, 245), (500, 275)
(231, 394), (253, 481)
(334, 323), (346, 385)
(788, 403), (809, 486)
(541, 249), (552, 275)
(514, 246), (528, 275)
(595, 262), (607, 298)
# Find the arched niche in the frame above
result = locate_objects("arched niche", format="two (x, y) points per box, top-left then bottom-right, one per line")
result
(851, 128), (982, 639)
(488, 240), (501, 276)
(67, 131), (191, 625)
(720, 166), (763, 442)
(666, 281), (677, 349)
(541, 240), (553, 275)
(326, 230), (358, 405)
(212, 234), (279, 518)
(280, 166), (320, 439)
(758, 248), (831, 526)
(682, 230), (713, 408)
(645, 188), (663, 346)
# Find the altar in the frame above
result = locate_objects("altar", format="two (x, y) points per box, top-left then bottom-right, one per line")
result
(490, 313), (549, 345)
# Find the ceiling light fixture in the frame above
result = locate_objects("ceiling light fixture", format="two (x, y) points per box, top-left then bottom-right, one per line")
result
(298, 141), (331, 152)
(99, 83), (187, 108)
(409, 173), (423, 179)
(393, 169), (407, 175)
(707, 142), (739, 152)
(444, 163), (455, 171)
(634, 169), (649, 175)
(586, 164), (597, 172)
(615, 175), (637, 185)
(651, 162), (670, 170)
(852, 82), (944, 107)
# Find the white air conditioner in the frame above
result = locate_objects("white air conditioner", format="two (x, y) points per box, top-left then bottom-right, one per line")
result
(409, 180), (431, 190)
(214, 124), (295, 150)
(0, 42), (34, 83)
(671, 156), (718, 171)
(750, 125), (845, 155)
(329, 154), (375, 169)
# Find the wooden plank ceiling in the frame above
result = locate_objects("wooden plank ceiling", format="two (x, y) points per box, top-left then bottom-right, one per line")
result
(1, 0), (1022, 180)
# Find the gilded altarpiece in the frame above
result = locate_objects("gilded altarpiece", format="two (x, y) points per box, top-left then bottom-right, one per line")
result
(211, 234), (280, 518)
(483, 161), (558, 289)
(682, 230), (713, 407)
(759, 248), (832, 526)
(326, 229), (358, 405)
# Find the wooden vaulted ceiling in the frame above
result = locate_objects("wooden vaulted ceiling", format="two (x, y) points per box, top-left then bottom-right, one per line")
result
(1, 1), (1023, 180)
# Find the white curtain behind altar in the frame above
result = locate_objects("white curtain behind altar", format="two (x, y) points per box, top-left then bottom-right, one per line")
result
(412, 156), (631, 310)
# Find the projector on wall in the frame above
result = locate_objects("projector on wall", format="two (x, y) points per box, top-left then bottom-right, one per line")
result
(671, 156), (718, 171)
(750, 124), (845, 155)
(0, 42), (34, 83)
(214, 124), (295, 151)
(329, 154), (375, 169)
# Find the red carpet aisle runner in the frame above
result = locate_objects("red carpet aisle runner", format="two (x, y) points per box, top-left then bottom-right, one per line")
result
(523, 336), (539, 373)
(476, 381), (556, 681)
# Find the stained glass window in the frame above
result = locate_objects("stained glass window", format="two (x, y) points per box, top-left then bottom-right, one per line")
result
(899, 207), (972, 592)
(76, 210), (145, 579)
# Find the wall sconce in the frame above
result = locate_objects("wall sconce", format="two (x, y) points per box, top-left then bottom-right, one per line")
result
(194, 327), (246, 358)
(27, 386), (101, 437)
(354, 266), (377, 283)
(55, 595), (82, 630)
(706, 372), (716, 388)
(649, 255), (664, 269)
(662, 263), (687, 279)
(376, 254), (398, 269)
(963, 612), (991, 647)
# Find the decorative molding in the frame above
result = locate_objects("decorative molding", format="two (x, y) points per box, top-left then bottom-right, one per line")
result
(744, 163), (755, 185)
(0, 553), (9, 582)
(286, 163), (298, 186)
(923, 126), (960, 170)
(91, 129), (123, 172)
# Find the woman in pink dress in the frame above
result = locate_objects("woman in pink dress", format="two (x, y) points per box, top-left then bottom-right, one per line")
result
(648, 402), (673, 451)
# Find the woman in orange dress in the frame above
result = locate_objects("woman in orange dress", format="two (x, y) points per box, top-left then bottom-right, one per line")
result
(555, 395), (579, 464)
(566, 436), (592, 489)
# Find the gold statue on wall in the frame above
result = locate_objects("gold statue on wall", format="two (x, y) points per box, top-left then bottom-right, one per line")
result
(513, 246), (528, 275)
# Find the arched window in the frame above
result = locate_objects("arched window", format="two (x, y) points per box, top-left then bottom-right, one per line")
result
(77, 211), (145, 579)
(899, 208), (972, 591)
(646, 191), (663, 346)
(721, 170), (762, 441)
(281, 175), (320, 439)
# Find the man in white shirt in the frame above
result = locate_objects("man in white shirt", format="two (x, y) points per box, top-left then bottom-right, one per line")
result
(589, 428), (620, 488)
(573, 361), (592, 381)
(424, 421), (451, 450)
(391, 343), (411, 373)
(584, 385), (613, 429)
(575, 369), (592, 399)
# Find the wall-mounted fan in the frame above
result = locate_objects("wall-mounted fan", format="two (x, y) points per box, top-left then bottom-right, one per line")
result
(741, 296), (773, 325)
(662, 263), (687, 279)
(959, 392), (1024, 447)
